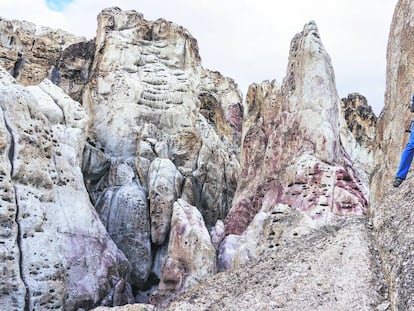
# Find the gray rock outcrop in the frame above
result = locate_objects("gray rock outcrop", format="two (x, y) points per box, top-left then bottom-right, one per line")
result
(371, 0), (414, 204)
(151, 199), (216, 307)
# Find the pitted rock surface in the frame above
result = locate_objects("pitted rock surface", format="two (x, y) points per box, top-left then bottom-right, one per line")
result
(225, 22), (368, 237)
(0, 67), (133, 310)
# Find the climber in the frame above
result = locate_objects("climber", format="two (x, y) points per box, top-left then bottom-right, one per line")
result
(393, 94), (414, 187)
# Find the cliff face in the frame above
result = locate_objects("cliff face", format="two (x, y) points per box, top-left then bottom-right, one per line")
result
(168, 21), (387, 310)
(0, 2), (413, 311)
(371, 0), (414, 309)
(0, 7), (242, 310)
(371, 0), (414, 204)
(0, 68), (133, 310)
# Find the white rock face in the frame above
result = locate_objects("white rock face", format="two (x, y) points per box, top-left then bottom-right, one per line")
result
(77, 7), (242, 300)
(0, 67), (133, 310)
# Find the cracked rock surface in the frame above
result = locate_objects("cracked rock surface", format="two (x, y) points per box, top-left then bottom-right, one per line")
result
(0, 67), (133, 310)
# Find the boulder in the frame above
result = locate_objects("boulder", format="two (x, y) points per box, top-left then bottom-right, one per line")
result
(151, 199), (216, 306)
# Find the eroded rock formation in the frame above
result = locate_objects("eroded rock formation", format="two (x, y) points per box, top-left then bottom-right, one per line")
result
(224, 22), (368, 240)
(78, 8), (242, 301)
(0, 17), (84, 86)
(371, 0), (414, 204)
(0, 7), (242, 309)
(0, 67), (133, 310)
(371, 1), (414, 310)
(340, 93), (377, 187)
(2, 1), (414, 310)
(151, 199), (216, 306)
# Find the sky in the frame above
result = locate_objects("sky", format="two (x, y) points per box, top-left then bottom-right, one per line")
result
(0, 0), (398, 115)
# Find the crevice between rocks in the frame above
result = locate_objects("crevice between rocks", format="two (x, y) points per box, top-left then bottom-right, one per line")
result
(2, 110), (30, 311)
(13, 185), (30, 311)
(365, 216), (391, 309)
(12, 52), (24, 79)
(3, 115), (15, 175)
(39, 85), (67, 126)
